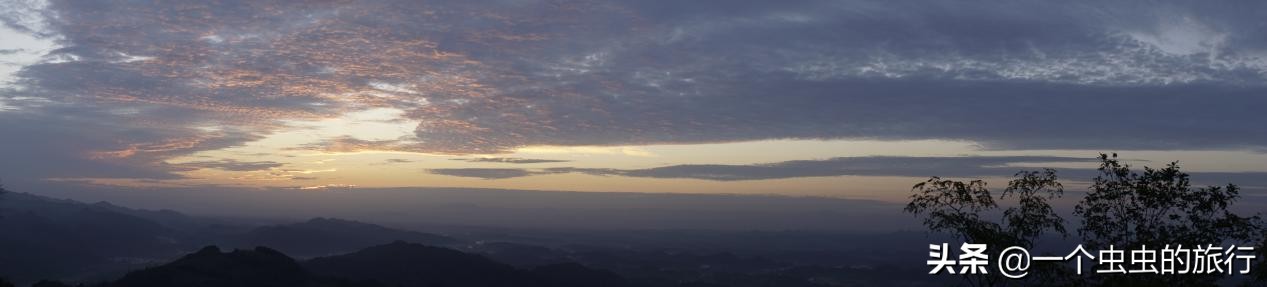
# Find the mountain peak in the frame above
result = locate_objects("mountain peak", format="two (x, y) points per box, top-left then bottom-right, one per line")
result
(253, 246), (286, 257)
(194, 245), (221, 255)
(306, 217), (336, 222)
(240, 218), (457, 257)
(110, 245), (320, 287)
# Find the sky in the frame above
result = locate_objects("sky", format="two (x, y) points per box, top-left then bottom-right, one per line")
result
(1, 0), (1266, 218)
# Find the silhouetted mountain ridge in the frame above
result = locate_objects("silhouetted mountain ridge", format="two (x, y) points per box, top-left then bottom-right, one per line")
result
(0, 192), (462, 284)
(239, 218), (457, 257)
(87, 242), (632, 287)
(0, 192), (948, 287)
(104, 246), (380, 287)
(305, 241), (529, 286)
(0, 192), (191, 283)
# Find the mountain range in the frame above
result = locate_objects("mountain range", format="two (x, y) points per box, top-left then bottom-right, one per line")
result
(0, 191), (945, 286)
(0, 192), (458, 284)
(92, 241), (630, 287)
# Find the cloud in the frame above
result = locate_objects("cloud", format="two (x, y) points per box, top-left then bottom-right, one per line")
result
(429, 155), (1100, 180)
(383, 0), (1267, 153)
(454, 157), (569, 164)
(0, 0), (53, 37)
(293, 137), (415, 154)
(425, 155), (1267, 192)
(427, 168), (540, 180)
(0, 109), (254, 180)
(176, 159), (284, 172)
(296, 184), (357, 190)
(2, 0), (1267, 183)
(367, 158), (417, 166)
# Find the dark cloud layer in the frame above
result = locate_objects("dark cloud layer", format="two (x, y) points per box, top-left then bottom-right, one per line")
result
(176, 159), (284, 172)
(428, 156), (1267, 193)
(2, 0), (1266, 180)
(428, 168), (537, 180)
(429, 156), (1099, 180)
(454, 157), (570, 164)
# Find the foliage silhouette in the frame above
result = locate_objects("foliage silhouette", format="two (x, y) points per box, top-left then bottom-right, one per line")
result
(905, 169), (1067, 286)
(908, 154), (1265, 286)
(1074, 153), (1263, 286)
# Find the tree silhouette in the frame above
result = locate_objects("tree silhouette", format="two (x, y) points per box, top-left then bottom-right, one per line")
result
(905, 169), (1067, 287)
(1075, 153), (1263, 286)
(1257, 235), (1267, 284)
(908, 154), (1265, 286)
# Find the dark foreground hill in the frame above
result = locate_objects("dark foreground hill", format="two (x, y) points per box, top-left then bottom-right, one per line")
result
(305, 241), (631, 287)
(0, 192), (460, 284)
(0, 191), (948, 286)
(103, 246), (380, 287)
(81, 242), (631, 287)
(0, 193), (191, 283)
